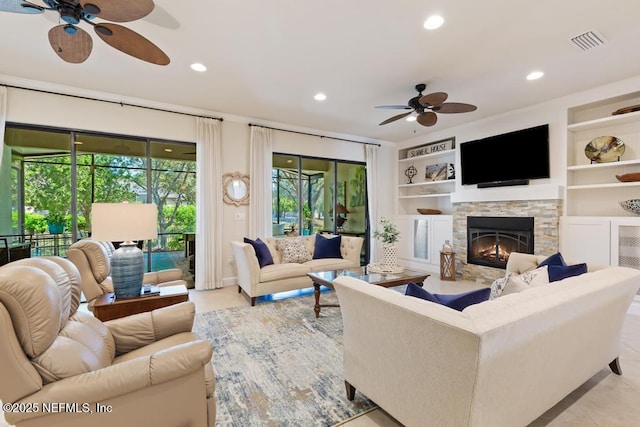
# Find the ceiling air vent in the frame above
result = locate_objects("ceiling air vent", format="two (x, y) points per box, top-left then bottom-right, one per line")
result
(570, 30), (607, 51)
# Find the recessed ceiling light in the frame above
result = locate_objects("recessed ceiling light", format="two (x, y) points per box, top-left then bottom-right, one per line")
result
(527, 71), (544, 80)
(406, 115), (417, 122)
(164, 148), (173, 153)
(73, 140), (83, 145)
(314, 93), (327, 101)
(423, 15), (444, 30)
(190, 63), (207, 72)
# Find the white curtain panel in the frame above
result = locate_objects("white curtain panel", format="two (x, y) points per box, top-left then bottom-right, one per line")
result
(195, 118), (223, 289)
(0, 86), (7, 168)
(249, 126), (273, 238)
(366, 144), (379, 262)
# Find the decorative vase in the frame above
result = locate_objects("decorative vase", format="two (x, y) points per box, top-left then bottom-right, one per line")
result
(47, 222), (64, 235)
(382, 243), (397, 271)
(442, 240), (453, 253)
(111, 243), (145, 299)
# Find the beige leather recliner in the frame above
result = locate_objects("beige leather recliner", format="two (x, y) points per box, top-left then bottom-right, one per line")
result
(0, 256), (215, 427)
(67, 239), (187, 311)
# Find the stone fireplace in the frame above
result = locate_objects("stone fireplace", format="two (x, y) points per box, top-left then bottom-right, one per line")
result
(453, 200), (562, 283)
(466, 216), (534, 269)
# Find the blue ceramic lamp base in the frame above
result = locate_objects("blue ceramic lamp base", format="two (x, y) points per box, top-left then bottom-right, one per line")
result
(111, 242), (144, 298)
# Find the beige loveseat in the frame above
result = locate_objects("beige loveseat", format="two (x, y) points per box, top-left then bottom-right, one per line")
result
(231, 234), (363, 306)
(0, 256), (215, 427)
(333, 252), (640, 427)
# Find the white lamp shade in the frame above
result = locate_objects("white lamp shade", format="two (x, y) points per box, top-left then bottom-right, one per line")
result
(91, 203), (158, 242)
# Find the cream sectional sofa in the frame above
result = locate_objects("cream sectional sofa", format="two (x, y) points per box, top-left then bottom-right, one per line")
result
(333, 252), (640, 427)
(231, 234), (363, 306)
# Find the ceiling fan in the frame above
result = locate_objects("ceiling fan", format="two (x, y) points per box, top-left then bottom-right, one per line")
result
(376, 83), (477, 127)
(0, 0), (170, 65)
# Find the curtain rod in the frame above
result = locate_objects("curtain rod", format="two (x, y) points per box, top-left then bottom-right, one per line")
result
(248, 123), (381, 147)
(2, 84), (223, 122)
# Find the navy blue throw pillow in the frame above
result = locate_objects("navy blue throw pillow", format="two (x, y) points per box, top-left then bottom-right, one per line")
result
(538, 252), (567, 268)
(405, 283), (490, 311)
(313, 234), (343, 259)
(548, 263), (587, 282)
(404, 282), (440, 304)
(243, 237), (274, 268)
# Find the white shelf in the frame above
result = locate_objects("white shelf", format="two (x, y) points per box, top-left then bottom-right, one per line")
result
(567, 181), (640, 190)
(398, 148), (455, 163)
(399, 193), (451, 199)
(568, 109), (640, 132)
(567, 159), (640, 171)
(398, 180), (455, 188)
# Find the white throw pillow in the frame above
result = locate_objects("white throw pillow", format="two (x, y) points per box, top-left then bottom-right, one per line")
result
(278, 237), (312, 263)
(490, 272), (512, 300)
(501, 265), (549, 296)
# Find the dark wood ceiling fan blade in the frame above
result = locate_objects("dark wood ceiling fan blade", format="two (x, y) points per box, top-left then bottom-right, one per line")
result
(80, 0), (154, 22)
(374, 105), (412, 110)
(48, 25), (93, 63)
(419, 92), (448, 107)
(417, 111), (438, 127)
(436, 102), (477, 113)
(94, 23), (170, 65)
(0, 0), (44, 13)
(379, 111), (412, 125)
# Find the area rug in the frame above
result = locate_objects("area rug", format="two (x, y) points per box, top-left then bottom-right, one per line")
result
(193, 291), (376, 426)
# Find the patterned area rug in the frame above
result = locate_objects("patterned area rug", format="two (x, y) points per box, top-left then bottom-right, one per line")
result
(193, 291), (376, 426)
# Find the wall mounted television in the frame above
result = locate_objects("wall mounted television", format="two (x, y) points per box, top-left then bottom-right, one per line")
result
(460, 124), (550, 187)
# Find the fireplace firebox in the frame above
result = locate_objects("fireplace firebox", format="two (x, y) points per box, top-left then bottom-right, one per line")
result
(467, 216), (534, 269)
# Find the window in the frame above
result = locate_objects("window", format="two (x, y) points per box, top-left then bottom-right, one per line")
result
(1, 124), (196, 278)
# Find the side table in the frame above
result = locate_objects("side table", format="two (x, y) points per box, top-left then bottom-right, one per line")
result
(92, 284), (189, 321)
(440, 251), (456, 281)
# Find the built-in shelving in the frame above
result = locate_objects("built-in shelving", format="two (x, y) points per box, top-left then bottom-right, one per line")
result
(565, 91), (640, 217)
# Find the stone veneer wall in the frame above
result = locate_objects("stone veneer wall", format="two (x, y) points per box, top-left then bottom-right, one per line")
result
(452, 200), (563, 284)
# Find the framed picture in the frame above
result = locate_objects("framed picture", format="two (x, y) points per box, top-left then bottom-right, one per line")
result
(407, 137), (455, 158)
(425, 163), (455, 181)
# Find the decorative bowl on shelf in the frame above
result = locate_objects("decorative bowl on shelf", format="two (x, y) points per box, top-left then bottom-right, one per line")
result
(417, 208), (442, 215)
(616, 173), (640, 182)
(584, 136), (625, 163)
(619, 199), (640, 215)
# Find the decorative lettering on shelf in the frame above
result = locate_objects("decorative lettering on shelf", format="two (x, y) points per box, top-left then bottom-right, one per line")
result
(407, 137), (455, 158)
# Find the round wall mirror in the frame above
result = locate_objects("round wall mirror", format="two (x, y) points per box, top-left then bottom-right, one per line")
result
(223, 172), (250, 206)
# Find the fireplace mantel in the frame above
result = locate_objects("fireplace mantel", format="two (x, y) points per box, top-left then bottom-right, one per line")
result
(451, 183), (564, 203)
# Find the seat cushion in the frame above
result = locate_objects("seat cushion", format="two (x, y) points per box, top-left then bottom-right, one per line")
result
(259, 263), (311, 282)
(306, 258), (355, 272)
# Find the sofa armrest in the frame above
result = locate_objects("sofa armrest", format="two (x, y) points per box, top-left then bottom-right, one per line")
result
(104, 302), (196, 355)
(6, 340), (212, 425)
(231, 241), (261, 293)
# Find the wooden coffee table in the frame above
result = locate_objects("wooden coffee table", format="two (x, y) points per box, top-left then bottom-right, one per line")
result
(92, 284), (189, 321)
(308, 267), (430, 318)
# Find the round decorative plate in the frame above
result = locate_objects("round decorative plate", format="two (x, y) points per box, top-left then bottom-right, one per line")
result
(584, 136), (625, 163)
(620, 199), (640, 215)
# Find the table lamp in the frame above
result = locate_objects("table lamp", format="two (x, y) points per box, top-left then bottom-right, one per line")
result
(91, 202), (158, 299)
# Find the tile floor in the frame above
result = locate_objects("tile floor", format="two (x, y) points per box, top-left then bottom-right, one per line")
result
(3, 277), (640, 426)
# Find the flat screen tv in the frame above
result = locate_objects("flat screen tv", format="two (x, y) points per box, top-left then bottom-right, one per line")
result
(460, 124), (550, 187)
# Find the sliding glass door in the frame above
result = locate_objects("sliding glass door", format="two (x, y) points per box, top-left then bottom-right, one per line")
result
(272, 153), (368, 264)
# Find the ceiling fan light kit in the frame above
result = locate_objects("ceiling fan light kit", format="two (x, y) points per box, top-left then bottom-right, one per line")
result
(376, 83), (477, 127)
(0, 0), (170, 65)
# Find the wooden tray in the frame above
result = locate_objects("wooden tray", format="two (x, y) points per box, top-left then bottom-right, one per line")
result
(417, 208), (442, 215)
(616, 173), (640, 182)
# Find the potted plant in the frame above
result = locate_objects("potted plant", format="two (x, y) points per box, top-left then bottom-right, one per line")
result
(46, 211), (66, 234)
(373, 217), (400, 270)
